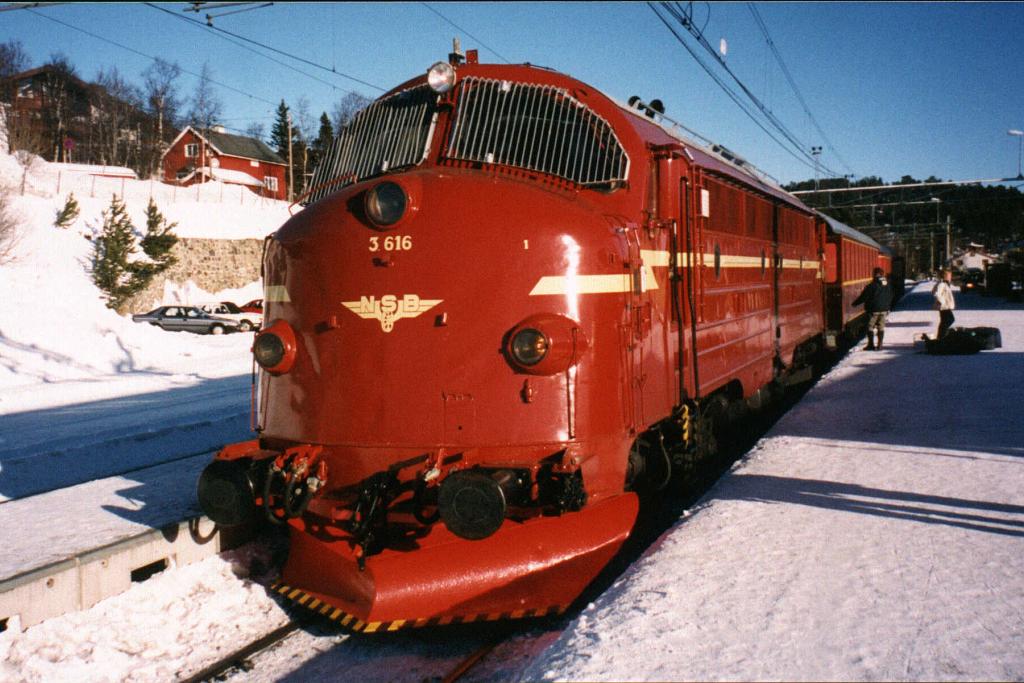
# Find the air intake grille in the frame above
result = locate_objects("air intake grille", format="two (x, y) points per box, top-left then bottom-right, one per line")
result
(304, 86), (438, 205)
(444, 77), (629, 187)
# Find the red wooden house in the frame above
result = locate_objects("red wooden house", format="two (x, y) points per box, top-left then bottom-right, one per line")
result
(161, 125), (288, 200)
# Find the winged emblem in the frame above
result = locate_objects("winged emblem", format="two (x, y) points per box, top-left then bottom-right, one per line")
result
(342, 294), (443, 332)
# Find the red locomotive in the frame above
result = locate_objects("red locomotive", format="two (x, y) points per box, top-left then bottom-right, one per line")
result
(198, 53), (887, 632)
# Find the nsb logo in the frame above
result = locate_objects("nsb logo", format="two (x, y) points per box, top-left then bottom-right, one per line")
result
(341, 294), (442, 333)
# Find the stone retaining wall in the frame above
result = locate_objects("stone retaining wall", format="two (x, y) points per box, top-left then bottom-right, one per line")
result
(124, 237), (263, 313)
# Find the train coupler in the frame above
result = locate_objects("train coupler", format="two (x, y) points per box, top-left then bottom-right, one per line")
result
(263, 445), (327, 525)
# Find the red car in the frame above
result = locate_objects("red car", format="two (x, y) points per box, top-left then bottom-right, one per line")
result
(239, 298), (263, 314)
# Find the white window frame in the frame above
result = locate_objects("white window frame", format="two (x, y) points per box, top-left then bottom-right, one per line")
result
(184, 143), (199, 158)
(264, 176), (279, 192)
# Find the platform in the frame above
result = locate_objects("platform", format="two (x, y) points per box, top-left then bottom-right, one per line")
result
(521, 281), (1024, 681)
(0, 455), (253, 630)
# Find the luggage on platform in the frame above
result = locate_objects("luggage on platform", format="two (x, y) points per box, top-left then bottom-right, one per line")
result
(921, 326), (1002, 355)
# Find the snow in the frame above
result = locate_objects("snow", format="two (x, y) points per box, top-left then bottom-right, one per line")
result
(520, 289), (1024, 682)
(2, 145), (1024, 680)
(207, 166), (265, 188)
(0, 150), (288, 409)
(47, 163), (138, 179)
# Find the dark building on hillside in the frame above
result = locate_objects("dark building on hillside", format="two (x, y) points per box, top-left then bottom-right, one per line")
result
(3, 65), (94, 162)
(161, 125), (288, 200)
(3, 65), (156, 170)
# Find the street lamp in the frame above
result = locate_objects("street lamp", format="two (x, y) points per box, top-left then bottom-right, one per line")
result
(1009, 129), (1024, 179)
(811, 146), (823, 192)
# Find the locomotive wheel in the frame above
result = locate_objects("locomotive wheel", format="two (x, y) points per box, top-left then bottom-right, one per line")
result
(626, 434), (672, 493)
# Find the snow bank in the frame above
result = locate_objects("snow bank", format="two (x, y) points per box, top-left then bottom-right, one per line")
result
(0, 151), (287, 407)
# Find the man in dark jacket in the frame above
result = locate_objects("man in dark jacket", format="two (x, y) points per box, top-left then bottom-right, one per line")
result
(853, 267), (894, 350)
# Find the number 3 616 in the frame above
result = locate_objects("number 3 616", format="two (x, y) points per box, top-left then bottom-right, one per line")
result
(369, 235), (412, 252)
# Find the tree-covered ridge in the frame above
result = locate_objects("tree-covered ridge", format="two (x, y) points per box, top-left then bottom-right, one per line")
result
(784, 175), (1024, 252)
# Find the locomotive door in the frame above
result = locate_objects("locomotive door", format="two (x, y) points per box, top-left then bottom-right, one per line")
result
(624, 224), (647, 432)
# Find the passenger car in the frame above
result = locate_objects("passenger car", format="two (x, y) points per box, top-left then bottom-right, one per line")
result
(131, 306), (240, 335)
(239, 298), (264, 314)
(196, 302), (262, 331)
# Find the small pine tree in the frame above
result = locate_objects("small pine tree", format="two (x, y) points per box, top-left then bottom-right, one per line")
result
(54, 192), (80, 229)
(270, 99), (293, 160)
(91, 195), (145, 311)
(139, 197), (179, 273)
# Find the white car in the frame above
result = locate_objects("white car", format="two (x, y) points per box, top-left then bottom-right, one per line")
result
(196, 302), (262, 332)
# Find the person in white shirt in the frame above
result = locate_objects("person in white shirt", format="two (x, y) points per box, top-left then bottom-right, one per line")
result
(932, 268), (956, 339)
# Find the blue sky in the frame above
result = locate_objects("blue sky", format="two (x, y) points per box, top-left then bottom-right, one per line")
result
(4, 2), (1024, 186)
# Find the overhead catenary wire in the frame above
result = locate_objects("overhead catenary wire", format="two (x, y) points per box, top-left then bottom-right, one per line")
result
(146, 2), (367, 98)
(746, 3), (856, 176)
(419, 2), (514, 64)
(147, 2), (386, 93)
(652, 1), (844, 178)
(648, 3), (823, 175)
(661, 1), (839, 175)
(25, 6), (278, 108)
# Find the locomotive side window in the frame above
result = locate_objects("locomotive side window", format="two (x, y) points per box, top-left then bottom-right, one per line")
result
(304, 85), (438, 205)
(444, 77), (629, 189)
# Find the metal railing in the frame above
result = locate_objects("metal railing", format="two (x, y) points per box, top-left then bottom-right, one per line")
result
(303, 86), (438, 205)
(444, 77), (629, 187)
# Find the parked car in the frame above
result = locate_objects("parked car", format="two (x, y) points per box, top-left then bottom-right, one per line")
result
(239, 298), (263, 314)
(132, 306), (241, 335)
(196, 302), (262, 332)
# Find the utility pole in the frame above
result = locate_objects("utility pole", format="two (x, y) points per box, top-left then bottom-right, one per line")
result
(945, 215), (952, 267)
(811, 146), (822, 197)
(929, 228), (935, 273)
(287, 112), (294, 203)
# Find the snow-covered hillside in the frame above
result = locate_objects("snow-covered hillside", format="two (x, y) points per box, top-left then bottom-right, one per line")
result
(0, 150), (289, 409)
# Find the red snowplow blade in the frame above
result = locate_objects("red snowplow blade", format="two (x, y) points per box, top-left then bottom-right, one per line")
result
(273, 492), (639, 632)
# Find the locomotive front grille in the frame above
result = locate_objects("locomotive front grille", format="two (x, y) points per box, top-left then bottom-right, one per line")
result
(305, 85), (439, 205)
(444, 77), (630, 188)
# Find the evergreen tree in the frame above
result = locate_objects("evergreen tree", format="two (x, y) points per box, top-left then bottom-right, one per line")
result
(270, 99), (293, 160)
(54, 192), (80, 229)
(310, 111), (334, 171)
(91, 195), (143, 310)
(139, 197), (178, 274)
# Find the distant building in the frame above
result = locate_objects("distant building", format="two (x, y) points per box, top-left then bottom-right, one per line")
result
(3, 65), (94, 162)
(161, 125), (288, 200)
(3, 65), (154, 168)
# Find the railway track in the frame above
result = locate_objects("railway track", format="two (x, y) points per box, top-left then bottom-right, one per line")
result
(181, 619), (308, 683)
(179, 608), (522, 683)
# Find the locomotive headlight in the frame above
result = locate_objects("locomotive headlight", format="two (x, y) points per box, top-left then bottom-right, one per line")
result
(364, 181), (407, 228)
(511, 329), (549, 366)
(427, 61), (456, 93)
(254, 333), (285, 368)
(506, 314), (589, 375)
(253, 320), (297, 374)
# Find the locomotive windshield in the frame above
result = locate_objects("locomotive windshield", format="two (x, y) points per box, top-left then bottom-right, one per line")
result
(444, 77), (629, 189)
(304, 85), (439, 205)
